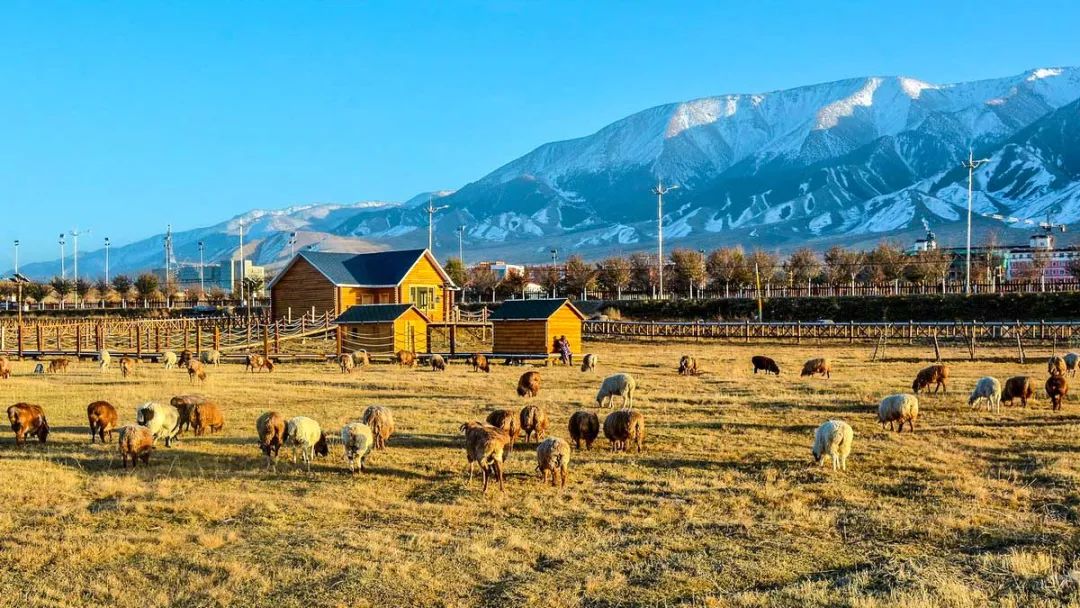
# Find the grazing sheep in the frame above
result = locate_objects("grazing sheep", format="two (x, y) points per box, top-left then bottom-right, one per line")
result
(120, 357), (139, 378)
(285, 416), (329, 471)
(7, 403), (49, 445)
(751, 355), (781, 375)
(396, 350), (417, 368)
(1065, 352), (1080, 377)
(595, 373), (636, 408)
(485, 409), (520, 454)
(98, 350), (111, 372)
(199, 350), (221, 366)
(87, 400), (119, 443)
(470, 353), (490, 373)
(361, 406), (395, 450)
(800, 357), (831, 378)
(969, 377), (1002, 412)
(187, 360), (207, 384)
(341, 422), (375, 473)
(162, 351), (178, 370)
(191, 402), (225, 436)
(135, 402), (181, 447)
(170, 394), (209, 434)
(568, 411), (600, 450)
(580, 353), (597, 373)
(912, 364), (948, 394)
(877, 394), (920, 432)
(536, 437), (570, 487)
(519, 404), (548, 443)
(812, 420), (853, 471)
(352, 350), (370, 367)
(48, 358), (71, 374)
(603, 409), (645, 453)
(246, 354), (265, 373)
(516, 371), (541, 398)
(430, 354), (447, 372)
(118, 425), (155, 468)
(678, 355), (698, 376)
(1046, 375), (1069, 411)
(460, 421), (510, 493)
(1002, 376), (1036, 408)
(178, 350), (194, 369)
(0, 356), (12, 379)
(1048, 355), (1067, 377)
(256, 411), (288, 469)
(338, 353), (355, 374)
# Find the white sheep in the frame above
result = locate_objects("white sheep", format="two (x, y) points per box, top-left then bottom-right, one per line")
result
(1065, 353), (1080, 377)
(200, 350), (221, 365)
(285, 416), (329, 471)
(877, 394), (919, 432)
(134, 402), (181, 447)
(812, 420), (853, 471)
(341, 422), (375, 473)
(969, 377), (1002, 412)
(595, 373), (636, 408)
(99, 350), (112, 373)
(162, 351), (178, 370)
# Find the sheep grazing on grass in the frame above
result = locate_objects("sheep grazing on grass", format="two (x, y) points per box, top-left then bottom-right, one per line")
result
(87, 400), (119, 443)
(199, 350), (221, 366)
(969, 377), (1002, 412)
(338, 354), (355, 374)
(187, 360), (207, 384)
(162, 351), (178, 370)
(1065, 352), (1080, 377)
(596, 373), (636, 408)
(352, 350), (370, 367)
(170, 394), (209, 434)
(191, 402), (225, 436)
(48, 358), (71, 374)
(519, 405), (548, 443)
(1048, 355), (1067, 377)
(812, 420), (853, 471)
(912, 364), (948, 394)
(568, 411), (600, 450)
(118, 425), (155, 468)
(178, 350), (194, 369)
(801, 358), (831, 378)
(486, 409), (520, 455)
(7, 403), (49, 446)
(580, 353), (598, 373)
(0, 356), (12, 380)
(430, 354), (447, 372)
(751, 355), (781, 375)
(256, 411), (288, 469)
(396, 350), (417, 368)
(460, 421), (510, 493)
(877, 394), (919, 432)
(1002, 376), (1036, 408)
(603, 409), (645, 453)
(341, 422), (375, 473)
(536, 437), (570, 488)
(470, 353), (490, 373)
(1046, 375), (1069, 411)
(246, 354), (273, 373)
(120, 357), (139, 378)
(98, 350), (111, 373)
(135, 402), (181, 448)
(285, 416), (329, 471)
(517, 371), (541, 398)
(361, 406), (395, 450)
(678, 355), (698, 376)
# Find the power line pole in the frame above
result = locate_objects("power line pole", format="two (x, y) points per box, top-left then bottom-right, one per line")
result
(198, 241), (205, 294)
(962, 149), (990, 295)
(238, 220), (245, 304)
(59, 234), (66, 279)
(651, 180), (679, 298)
(13, 240), (18, 275)
(104, 237), (111, 284)
(425, 196), (449, 253)
(457, 225), (466, 263)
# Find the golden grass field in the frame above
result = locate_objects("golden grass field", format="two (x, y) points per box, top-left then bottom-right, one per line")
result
(1, 340), (1080, 607)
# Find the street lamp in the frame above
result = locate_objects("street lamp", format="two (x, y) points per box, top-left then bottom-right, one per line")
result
(289, 232), (297, 258)
(104, 237), (111, 284)
(13, 240), (18, 275)
(457, 225), (466, 263)
(549, 248), (558, 298)
(425, 197), (449, 253)
(963, 149), (990, 295)
(198, 241), (205, 295)
(651, 180), (679, 298)
(59, 234), (66, 279)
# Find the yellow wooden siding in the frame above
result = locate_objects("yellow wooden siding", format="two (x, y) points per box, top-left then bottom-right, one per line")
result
(492, 320), (549, 354)
(340, 287), (397, 311)
(270, 258), (337, 320)
(548, 306), (583, 354)
(398, 255), (447, 321)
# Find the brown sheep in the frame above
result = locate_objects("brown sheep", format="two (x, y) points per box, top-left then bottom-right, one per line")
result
(246, 354), (273, 373)
(536, 437), (570, 488)
(0, 356), (12, 379)
(678, 355), (698, 376)
(170, 394), (209, 434)
(800, 357), (831, 378)
(751, 355), (781, 375)
(187, 360), (207, 384)
(256, 411), (288, 469)
(396, 350), (417, 368)
(47, 358), (71, 374)
(516, 371), (541, 398)
(1002, 376), (1036, 408)
(460, 421), (510, 493)
(603, 409), (645, 453)
(1048, 355), (1067, 377)
(87, 400), (119, 443)
(519, 404), (548, 443)
(1046, 375), (1069, 411)
(352, 350), (370, 367)
(361, 405), (396, 450)
(912, 364), (948, 394)
(580, 353), (597, 373)
(568, 411), (600, 450)
(339, 353), (355, 374)
(431, 354), (447, 372)
(486, 409), (520, 454)
(7, 403), (49, 445)
(119, 356), (139, 378)
(191, 402), (225, 436)
(178, 350), (194, 369)
(118, 424), (154, 468)
(471, 353), (490, 373)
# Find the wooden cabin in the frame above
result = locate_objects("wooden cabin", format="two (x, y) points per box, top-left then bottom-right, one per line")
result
(489, 299), (584, 356)
(334, 304), (430, 355)
(269, 249), (457, 321)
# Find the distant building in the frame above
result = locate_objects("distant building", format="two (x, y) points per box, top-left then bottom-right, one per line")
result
(472, 261), (525, 280)
(911, 228), (1078, 282)
(152, 259), (267, 295)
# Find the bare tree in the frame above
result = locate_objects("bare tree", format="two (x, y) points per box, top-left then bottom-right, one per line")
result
(706, 247), (751, 292)
(669, 249), (706, 295)
(563, 255), (598, 297)
(748, 249), (780, 285)
(628, 252), (655, 294)
(823, 246), (864, 286)
(781, 248), (821, 285)
(468, 266), (499, 302)
(863, 242), (907, 284)
(596, 256), (631, 299)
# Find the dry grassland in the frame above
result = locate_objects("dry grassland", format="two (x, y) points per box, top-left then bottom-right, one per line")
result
(1, 340), (1079, 607)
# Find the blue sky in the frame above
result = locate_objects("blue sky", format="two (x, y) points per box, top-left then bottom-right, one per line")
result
(1, 0), (1077, 264)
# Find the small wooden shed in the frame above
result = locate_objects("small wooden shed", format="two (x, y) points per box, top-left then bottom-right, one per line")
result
(334, 304), (430, 355)
(489, 299), (584, 356)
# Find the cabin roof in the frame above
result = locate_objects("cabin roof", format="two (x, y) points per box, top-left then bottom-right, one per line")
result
(488, 298), (585, 321)
(268, 248), (455, 289)
(334, 304), (430, 324)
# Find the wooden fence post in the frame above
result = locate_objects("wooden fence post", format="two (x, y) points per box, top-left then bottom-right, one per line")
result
(195, 325), (202, 355)
(36, 325), (43, 354)
(17, 324), (23, 359)
(262, 325), (270, 358)
(932, 329), (941, 362)
(136, 326), (142, 358)
(75, 325), (82, 358)
(274, 321), (280, 354)
(213, 326), (221, 352)
(336, 326), (343, 356)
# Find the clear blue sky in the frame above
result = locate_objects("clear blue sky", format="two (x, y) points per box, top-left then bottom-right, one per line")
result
(1, 0), (1076, 264)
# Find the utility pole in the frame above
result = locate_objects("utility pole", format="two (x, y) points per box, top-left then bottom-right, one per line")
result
(963, 149), (990, 295)
(457, 225), (466, 262)
(104, 237), (111, 283)
(651, 180), (679, 298)
(69, 228), (88, 288)
(13, 240), (18, 275)
(425, 196), (449, 254)
(59, 234), (66, 279)
(238, 221), (245, 304)
(289, 232), (297, 258)
(550, 248), (558, 298)
(198, 241), (205, 294)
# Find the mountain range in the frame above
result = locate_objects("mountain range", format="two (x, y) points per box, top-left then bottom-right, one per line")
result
(11, 66), (1080, 281)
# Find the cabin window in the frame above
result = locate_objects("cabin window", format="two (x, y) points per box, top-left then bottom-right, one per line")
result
(410, 286), (435, 310)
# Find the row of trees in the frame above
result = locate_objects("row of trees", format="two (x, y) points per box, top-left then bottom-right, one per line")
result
(0, 273), (263, 307)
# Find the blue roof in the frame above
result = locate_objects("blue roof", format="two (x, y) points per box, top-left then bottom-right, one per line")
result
(271, 249), (453, 288)
(488, 298), (584, 321)
(334, 304), (429, 324)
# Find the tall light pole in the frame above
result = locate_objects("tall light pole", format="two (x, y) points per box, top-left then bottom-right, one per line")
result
(651, 180), (679, 298)
(457, 225), (466, 263)
(198, 241), (205, 294)
(59, 234), (66, 279)
(550, 248), (558, 298)
(962, 149), (991, 295)
(104, 237), (111, 284)
(69, 228), (89, 305)
(238, 221), (245, 304)
(289, 232), (297, 258)
(425, 196), (449, 253)
(13, 240), (18, 275)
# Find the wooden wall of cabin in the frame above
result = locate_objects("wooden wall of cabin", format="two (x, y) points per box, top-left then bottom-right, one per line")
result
(339, 287), (398, 310)
(393, 316), (428, 354)
(270, 258), (338, 320)
(344, 323), (395, 355)
(397, 256), (447, 321)
(548, 307), (583, 354)
(492, 320), (548, 354)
